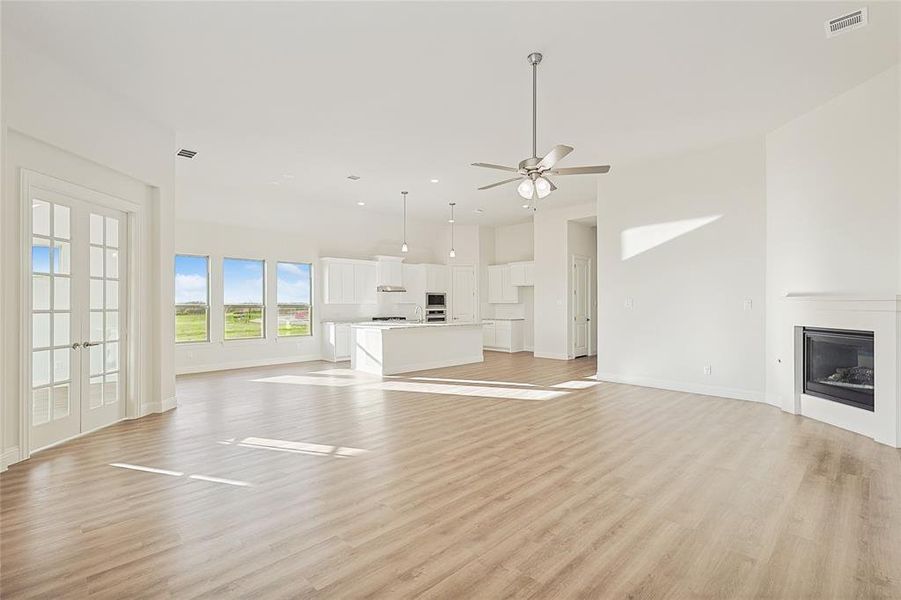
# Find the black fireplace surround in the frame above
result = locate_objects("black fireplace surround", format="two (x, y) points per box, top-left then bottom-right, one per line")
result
(803, 327), (874, 411)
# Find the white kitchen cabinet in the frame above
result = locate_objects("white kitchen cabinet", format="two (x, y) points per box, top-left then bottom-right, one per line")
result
(375, 256), (405, 287)
(509, 261), (535, 286)
(487, 265), (519, 304)
(482, 319), (524, 352)
(354, 263), (377, 304)
(425, 265), (449, 293)
(322, 322), (352, 361)
(482, 320), (496, 347)
(401, 263), (426, 304)
(322, 258), (377, 304)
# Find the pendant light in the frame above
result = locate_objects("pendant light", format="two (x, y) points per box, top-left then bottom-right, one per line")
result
(448, 202), (456, 258)
(400, 191), (409, 253)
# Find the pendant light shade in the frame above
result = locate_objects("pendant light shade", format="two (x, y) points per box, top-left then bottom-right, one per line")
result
(448, 202), (456, 258)
(400, 191), (408, 253)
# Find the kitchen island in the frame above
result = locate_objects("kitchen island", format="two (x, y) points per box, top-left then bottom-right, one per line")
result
(351, 321), (484, 376)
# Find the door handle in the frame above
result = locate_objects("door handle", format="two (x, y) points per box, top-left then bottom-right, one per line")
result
(83, 341), (102, 348)
(71, 342), (82, 350)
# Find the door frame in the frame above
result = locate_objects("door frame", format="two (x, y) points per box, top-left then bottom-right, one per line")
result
(19, 169), (144, 458)
(569, 254), (592, 359)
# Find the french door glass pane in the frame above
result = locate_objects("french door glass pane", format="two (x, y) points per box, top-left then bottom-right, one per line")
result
(53, 313), (70, 346)
(33, 200), (51, 236)
(33, 314), (51, 349)
(90, 343), (103, 376)
(53, 241), (71, 275)
(90, 213), (103, 245)
(54, 277), (70, 310)
(32, 238), (51, 273)
(90, 246), (103, 277)
(90, 312), (103, 342)
(105, 312), (119, 341)
(105, 342), (119, 372)
(33, 275), (51, 310)
(104, 373), (118, 405)
(33, 350), (50, 387)
(89, 377), (103, 409)
(54, 205), (71, 239)
(53, 384), (70, 419)
(53, 348), (70, 381)
(90, 280), (103, 309)
(33, 388), (51, 425)
(106, 281), (118, 309)
(105, 217), (119, 247)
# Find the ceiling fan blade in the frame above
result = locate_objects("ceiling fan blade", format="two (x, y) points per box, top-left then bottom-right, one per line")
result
(471, 162), (519, 173)
(548, 165), (611, 175)
(478, 177), (522, 191)
(536, 145), (574, 170)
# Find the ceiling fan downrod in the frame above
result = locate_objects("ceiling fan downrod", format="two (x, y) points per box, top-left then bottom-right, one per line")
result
(528, 52), (542, 161)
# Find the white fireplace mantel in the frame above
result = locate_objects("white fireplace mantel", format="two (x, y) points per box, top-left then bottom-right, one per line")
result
(773, 293), (901, 448)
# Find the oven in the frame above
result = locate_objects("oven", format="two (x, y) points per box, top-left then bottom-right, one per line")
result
(425, 292), (447, 322)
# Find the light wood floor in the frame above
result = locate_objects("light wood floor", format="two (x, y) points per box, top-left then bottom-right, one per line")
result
(3, 353), (901, 599)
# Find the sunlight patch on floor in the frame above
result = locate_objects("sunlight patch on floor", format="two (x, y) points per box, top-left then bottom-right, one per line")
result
(396, 376), (540, 388)
(251, 374), (360, 387)
(552, 380), (601, 389)
(109, 463), (253, 487)
(374, 381), (567, 401)
(220, 436), (369, 458)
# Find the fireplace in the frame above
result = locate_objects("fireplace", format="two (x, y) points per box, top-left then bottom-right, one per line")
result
(803, 327), (874, 411)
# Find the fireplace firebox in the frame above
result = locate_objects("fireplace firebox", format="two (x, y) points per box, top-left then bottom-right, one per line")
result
(803, 327), (874, 411)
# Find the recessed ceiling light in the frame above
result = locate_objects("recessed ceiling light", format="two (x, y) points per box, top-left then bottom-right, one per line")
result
(474, 208), (484, 214)
(448, 218), (455, 224)
(347, 175), (361, 181)
(522, 203), (530, 209)
(357, 201), (366, 206)
(430, 178), (439, 183)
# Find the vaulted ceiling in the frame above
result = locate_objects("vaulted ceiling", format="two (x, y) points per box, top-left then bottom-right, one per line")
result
(4, 1), (898, 224)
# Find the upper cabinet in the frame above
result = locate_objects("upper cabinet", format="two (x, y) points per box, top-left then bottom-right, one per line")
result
(509, 261), (535, 287)
(425, 264), (449, 293)
(322, 258), (377, 304)
(375, 256), (404, 287)
(487, 265), (520, 304)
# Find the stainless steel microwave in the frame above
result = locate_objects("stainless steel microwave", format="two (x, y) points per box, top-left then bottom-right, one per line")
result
(426, 292), (446, 308)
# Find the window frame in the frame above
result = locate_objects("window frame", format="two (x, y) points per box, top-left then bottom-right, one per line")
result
(276, 261), (313, 338)
(222, 256), (267, 341)
(174, 253), (211, 344)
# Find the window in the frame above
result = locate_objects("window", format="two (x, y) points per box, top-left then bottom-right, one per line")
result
(224, 258), (265, 340)
(175, 255), (209, 343)
(277, 262), (312, 337)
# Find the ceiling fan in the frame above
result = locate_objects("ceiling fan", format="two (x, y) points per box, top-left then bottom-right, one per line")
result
(471, 52), (610, 205)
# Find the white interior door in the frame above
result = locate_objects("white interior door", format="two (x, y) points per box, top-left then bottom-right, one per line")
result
(29, 190), (127, 451)
(571, 255), (591, 358)
(451, 265), (476, 323)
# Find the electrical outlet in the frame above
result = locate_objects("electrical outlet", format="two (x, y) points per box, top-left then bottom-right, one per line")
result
(703, 364), (712, 375)
(624, 297), (634, 309)
(743, 299), (753, 311)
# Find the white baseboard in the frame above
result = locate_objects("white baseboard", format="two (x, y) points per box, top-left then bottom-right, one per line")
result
(162, 396), (177, 411)
(595, 372), (765, 403)
(1, 446), (21, 471)
(524, 345), (534, 352)
(533, 351), (570, 360)
(176, 354), (322, 375)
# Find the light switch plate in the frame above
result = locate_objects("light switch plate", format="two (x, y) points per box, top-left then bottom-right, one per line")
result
(624, 298), (634, 309)
(743, 299), (753, 311)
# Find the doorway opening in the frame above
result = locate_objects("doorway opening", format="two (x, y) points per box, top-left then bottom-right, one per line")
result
(567, 217), (597, 359)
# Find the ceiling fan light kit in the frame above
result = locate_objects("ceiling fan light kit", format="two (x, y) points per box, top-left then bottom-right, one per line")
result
(471, 51), (611, 206)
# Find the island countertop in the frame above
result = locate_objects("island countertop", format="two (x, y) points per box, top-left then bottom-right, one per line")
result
(350, 321), (483, 330)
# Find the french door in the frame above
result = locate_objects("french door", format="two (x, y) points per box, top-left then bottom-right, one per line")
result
(29, 188), (127, 451)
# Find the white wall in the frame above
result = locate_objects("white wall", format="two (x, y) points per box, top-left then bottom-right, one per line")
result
(1, 31), (176, 466)
(567, 221), (598, 356)
(766, 66), (900, 406)
(596, 138), (767, 401)
(494, 221), (533, 264)
(533, 202), (597, 359)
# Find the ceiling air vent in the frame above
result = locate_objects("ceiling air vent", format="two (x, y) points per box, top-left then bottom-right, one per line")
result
(825, 8), (868, 38)
(347, 174), (361, 181)
(176, 148), (197, 159)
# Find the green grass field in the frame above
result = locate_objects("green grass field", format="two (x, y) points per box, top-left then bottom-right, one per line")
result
(175, 306), (311, 342)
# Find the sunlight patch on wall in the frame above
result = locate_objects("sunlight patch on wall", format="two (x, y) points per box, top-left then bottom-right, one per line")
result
(621, 215), (721, 260)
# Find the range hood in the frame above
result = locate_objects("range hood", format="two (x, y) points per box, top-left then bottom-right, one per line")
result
(377, 285), (407, 293)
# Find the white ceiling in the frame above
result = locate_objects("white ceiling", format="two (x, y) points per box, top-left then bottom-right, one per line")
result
(4, 2), (898, 225)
